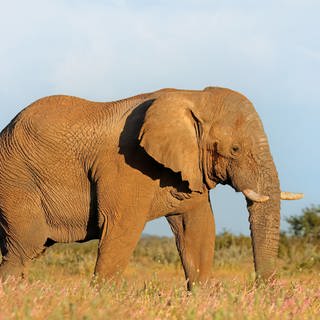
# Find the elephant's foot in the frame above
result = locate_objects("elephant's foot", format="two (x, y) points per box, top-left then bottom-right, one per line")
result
(186, 274), (213, 291)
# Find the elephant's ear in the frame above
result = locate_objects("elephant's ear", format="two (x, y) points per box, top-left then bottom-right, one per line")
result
(138, 94), (203, 192)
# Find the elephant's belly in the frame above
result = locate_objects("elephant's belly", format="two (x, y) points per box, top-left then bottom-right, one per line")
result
(47, 210), (100, 243)
(41, 189), (100, 243)
(48, 224), (99, 243)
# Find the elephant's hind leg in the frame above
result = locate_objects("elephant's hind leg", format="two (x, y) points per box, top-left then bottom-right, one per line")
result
(0, 226), (47, 281)
(0, 243), (27, 280)
(0, 193), (48, 281)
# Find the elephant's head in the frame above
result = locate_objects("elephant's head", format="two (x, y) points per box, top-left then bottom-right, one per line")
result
(138, 87), (302, 280)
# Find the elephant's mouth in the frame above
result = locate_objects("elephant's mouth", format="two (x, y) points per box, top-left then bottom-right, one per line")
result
(229, 182), (271, 203)
(203, 154), (303, 202)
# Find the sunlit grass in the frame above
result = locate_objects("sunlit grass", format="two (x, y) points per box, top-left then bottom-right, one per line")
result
(0, 235), (319, 319)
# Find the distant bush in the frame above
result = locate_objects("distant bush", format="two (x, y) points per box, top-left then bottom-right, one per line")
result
(286, 205), (320, 240)
(133, 229), (320, 274)
(215, 230), (251, 250)
(278, 232), (320, 273)
(133, 236), (180, 266)
(132, 232), (253, 270)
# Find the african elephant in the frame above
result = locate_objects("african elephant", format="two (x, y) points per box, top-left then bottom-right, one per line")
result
(0, 87), (302, 288)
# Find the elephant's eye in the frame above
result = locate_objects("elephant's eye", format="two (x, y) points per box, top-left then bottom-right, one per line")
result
(230, 144), (241, 156)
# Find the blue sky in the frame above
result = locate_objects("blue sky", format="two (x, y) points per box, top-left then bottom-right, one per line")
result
(0, 0), (319, 236)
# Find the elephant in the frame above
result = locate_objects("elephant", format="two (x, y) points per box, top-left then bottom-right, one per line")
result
(0, 87), (302, 288)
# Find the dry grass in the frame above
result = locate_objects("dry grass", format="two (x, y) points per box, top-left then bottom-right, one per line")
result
(0, 235), (319, 319)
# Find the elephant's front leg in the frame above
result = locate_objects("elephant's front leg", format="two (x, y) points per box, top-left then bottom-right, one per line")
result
(93, 183), (146, 282)
(166, 199), (215, 290)
(94, 209), (146, 282)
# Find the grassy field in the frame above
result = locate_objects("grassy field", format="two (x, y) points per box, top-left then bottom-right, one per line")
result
(0, 234), (319, 319)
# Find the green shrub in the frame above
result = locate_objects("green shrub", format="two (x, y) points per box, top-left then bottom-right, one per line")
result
(286, 205), (320, 240)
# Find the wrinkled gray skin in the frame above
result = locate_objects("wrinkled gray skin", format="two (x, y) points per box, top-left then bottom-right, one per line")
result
(0, 87), (280, 289)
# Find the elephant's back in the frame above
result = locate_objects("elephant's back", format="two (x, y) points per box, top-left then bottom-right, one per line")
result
(16, 95), (107, 127)
(3, 95), (111, 148)
(0, 96), (110, 170)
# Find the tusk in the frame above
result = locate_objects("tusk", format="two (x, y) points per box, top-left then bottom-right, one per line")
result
(242, 189), (269, 203)
(280, 192), (304, 200)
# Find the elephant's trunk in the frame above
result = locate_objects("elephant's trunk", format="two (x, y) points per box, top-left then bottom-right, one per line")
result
(247, 142), (280, 280)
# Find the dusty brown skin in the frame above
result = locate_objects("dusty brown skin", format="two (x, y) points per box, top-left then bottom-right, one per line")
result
(0, 87), (289, 288)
